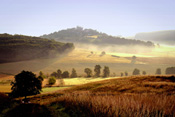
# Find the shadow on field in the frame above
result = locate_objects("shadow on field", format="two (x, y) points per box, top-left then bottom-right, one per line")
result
(5, 104), (53, 117)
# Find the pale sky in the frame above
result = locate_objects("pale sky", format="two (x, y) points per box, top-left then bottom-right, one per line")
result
(0, 0), (175, 37)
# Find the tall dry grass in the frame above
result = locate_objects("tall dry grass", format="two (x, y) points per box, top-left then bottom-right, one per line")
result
(41, 92), (175, 117)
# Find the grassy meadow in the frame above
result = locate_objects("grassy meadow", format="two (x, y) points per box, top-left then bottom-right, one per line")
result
(24, 75), (175, 117)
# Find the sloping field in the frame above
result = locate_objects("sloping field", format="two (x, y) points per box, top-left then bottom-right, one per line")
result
(0, 47), (175, 76)
(1, 75), (175, 117)
(65, 75), (175, 94)
(27, 75), (175, 117)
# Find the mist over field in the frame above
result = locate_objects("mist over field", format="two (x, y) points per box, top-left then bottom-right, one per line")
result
(1, 0), (175, 116)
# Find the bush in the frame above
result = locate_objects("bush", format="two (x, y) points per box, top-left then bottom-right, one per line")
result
(48, 77), (56, 85)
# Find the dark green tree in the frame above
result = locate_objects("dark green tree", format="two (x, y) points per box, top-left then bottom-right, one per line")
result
(94, 65), (101, 77)
(121, 72), (124, 77)
(48, 76), (56, 85)
(38, 71), (45, 81)
(156, 68), (161, 75)
(125, 71), (128, 76)
(84, 68), (92, 77)
(165, 67), (175, 74)
(57, 69), (62, 78)
(51, 72), (58, 78)
(10, 70), (42, 99)
(133, 68), (140, 75)
(39, 71), (45, 77)
(142, 71), (146, 75)
(62, 71), (69, 78)
(103, 66), (110, 77)
(70, 68), (77, 78)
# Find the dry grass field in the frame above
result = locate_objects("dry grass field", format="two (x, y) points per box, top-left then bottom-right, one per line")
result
(22, 75), (175, 117)
(1, 75), (175, 116)
(0, 46), (174, 76)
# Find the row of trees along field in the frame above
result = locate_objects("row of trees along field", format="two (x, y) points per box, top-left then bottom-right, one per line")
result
(47, 65), (110, 79)
(120, 67), (175, 76)
(41, 66), (175, 80)
(9, 66), (175, 100)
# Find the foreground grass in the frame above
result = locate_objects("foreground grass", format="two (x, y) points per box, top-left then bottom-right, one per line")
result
(28, 75), (175, 116)
(1, 75), (175, 117)
(43, 93), (175, 117)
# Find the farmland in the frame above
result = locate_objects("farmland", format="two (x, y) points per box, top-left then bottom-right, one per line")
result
(1, 75), (175, 117)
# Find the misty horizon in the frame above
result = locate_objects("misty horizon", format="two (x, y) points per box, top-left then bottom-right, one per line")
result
(0, 0), (175, 37)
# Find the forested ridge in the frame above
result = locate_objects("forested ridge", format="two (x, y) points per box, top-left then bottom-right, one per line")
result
(41, 26), (155, 47)
(0, 33), (74, 63)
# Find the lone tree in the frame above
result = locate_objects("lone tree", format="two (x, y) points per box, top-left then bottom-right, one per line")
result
(84, 68), (92, 77)
(142, 71), (146, 75)
(94, 65), (101, 77)
(48, 76), (56, 85)
(39, 71), (46, 79)
(62, 71), (69, 78)
(10, 70), (42, 99)
(70, 68), (77, 78)
(38, 71), (45, 82)
(166, 67), (175, 74)
(156, 68), (161, 75)
(121, 72), (124, 77)
(57, 69), (62, 78)
(125, 71), (128, 76)
(103, 66), (110, 77)
(131, 55), (137, 64)
(133, 68), (140, 75)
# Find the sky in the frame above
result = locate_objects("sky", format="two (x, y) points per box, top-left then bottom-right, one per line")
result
(0, 0), (175, 37)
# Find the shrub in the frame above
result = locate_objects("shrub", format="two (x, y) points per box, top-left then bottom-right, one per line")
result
(49, 76), (56, 85)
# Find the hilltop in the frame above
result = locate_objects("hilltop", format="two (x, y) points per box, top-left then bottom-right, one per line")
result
(135, 30), (175, 45)
(41, 26), (155, 47)
(0, 34), (74, 63)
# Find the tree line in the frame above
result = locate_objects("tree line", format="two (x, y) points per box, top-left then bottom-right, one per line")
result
(9, 66), (175, 101)
(128, 67), (175, 76)
(47, 66), (175, 79)
(47, 65), (110, 79)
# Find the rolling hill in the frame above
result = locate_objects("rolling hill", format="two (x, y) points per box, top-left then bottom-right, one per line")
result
(0, 34), (74, 63)
(135, 30), (175, 45)
(41, 26), (155, 47)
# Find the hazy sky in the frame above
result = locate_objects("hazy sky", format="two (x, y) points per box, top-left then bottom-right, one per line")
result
(0, 0), (175, 37)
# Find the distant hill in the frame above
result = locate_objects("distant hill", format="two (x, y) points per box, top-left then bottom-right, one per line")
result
(0, 34), (74, 63)
(135, 30), (175, 45)
(41, 26), (154, 47)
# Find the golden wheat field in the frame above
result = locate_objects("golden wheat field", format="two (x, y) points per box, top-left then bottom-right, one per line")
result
(26, 75), (175, 117)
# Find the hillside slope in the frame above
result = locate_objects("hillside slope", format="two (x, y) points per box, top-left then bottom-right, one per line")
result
(135, 30), (175, 45)
(41, 27), (154, 47)
(66, 75), (175, 94)
(0, 34), (74, 63)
